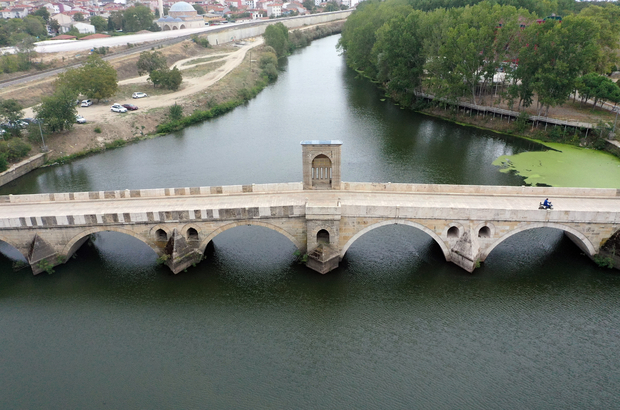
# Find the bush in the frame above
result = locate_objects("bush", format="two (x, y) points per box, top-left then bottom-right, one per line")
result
(0, 138), (31, 162)
(94, 127), (102, 133)
(168, 103), (184, 121)
(191, 34), (210, 48)
(261, 63), (278, 82)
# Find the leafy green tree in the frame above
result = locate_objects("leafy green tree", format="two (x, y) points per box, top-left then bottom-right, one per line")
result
(0, 99), (24, 138)
(193, 4), (205, 14)
(90, 16), (107, 32)
(34, 86), (78, 133)
(56, 54), (118, 101)
(576, 73), (619, 108)
(302, 0), (314, 11)
(578, 3), (620, 73)
(74, 13), (85, 22)
(32, 7), (50, 23)
(49, 19), (60, 34)
(373, 11), (425, 98)
(338, 1), (413, 78)
(263, 23), (289, 58)
(108, 11), (124, 31)
(137, 51), (168, 76)
(123, 5), (154, 32)
(148, 67), (183, 90)
(324, 2), (339, 12)
(14, 35), (37, 70)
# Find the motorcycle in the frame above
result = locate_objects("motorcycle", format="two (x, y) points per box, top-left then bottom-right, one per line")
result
(539, 202), (553, 210)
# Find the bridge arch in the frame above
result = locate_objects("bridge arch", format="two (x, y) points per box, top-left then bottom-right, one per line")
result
(199, 221), (303, 254)
(340, 220), (451, 261)
(481, 223), (596, 260)
(0, 235), (28, 260)
(62, 227), (161, 260)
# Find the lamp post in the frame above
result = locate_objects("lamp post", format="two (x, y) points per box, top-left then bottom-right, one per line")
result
(38, 121), (47, 152)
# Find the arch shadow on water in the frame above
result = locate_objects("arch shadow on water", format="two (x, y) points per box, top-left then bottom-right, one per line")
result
(0, 240), (28, 273)
(201, 224), (300, 284)
(341, 223), (449, 281)
(481, 227), (597, 276)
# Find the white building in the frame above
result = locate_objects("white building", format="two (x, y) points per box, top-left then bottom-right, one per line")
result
(266, 2), (281, 17)
(73, 22), (95, 34)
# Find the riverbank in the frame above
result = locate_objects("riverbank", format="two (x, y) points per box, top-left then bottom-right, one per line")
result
(414, 104), (620, 188)
(7, 21), (344, 170)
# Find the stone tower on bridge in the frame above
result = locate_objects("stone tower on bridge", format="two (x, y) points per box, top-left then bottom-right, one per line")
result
(301, 141), (344, 273)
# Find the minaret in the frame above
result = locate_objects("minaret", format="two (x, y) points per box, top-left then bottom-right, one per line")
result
(158, 0), (164, 17)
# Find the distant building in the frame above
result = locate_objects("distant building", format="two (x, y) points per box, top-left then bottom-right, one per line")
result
(156, 1), (204, 30)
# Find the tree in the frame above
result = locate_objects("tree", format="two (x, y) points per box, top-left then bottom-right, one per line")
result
(34, 86), (78, 133)
(324, 2), (339, 12)
(31, 7), (50, 23)
(263, 23), (289, 58)
(0, 99), (24, 137)
(302, 0), (314, 11)
(137, 51), (168, 76)
(49, 19), (60, 34)
(148, 67), (183, 90)
(90, 16), (107, 33)
(193, 4), (205, 15)
(108, 11), (124, 31)
(56, 54), (118, 101)
(74, 13), (85, 22)
(123, 5), (154, 32)
(372, 11), (425, 99)
(14, 35), (37, 70)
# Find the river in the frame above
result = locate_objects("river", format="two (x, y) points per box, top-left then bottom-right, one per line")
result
(0, 35), (619, 409)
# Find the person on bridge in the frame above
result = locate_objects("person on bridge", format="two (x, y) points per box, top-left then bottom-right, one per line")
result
(543, 198), (552, 208)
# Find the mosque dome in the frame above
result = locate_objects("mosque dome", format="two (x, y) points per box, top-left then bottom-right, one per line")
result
(169, 2), (196, 12)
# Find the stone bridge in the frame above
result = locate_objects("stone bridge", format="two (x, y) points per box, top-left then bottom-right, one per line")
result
(0, 141), (618, 274)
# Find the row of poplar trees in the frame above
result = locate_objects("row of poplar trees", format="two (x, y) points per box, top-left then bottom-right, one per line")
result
(337, 0), (620, 115)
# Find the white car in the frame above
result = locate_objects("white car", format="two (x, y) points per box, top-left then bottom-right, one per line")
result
(81, 99), (93, 107)
(111, 103), (127, 113)
(132, 92), (148, 99)
(76, 115), (86, 124)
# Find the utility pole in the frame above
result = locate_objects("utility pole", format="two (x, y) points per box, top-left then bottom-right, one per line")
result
(38, 121), (47, 152)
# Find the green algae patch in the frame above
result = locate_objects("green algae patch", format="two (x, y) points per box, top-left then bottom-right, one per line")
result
(493, 142), (620, 188)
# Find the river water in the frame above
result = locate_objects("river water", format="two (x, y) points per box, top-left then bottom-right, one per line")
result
(1, 35), (619, 409)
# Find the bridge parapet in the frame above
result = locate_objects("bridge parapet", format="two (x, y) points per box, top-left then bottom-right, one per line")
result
(0, 182), (618, 275)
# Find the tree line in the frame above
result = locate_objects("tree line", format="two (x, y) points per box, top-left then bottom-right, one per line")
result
(338, 0), (620, 116)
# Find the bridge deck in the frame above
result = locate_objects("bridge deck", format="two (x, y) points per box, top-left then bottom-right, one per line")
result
(0, 185), (619, 219)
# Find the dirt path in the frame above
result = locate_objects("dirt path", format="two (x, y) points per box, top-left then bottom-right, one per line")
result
(23, 38), (264, 123)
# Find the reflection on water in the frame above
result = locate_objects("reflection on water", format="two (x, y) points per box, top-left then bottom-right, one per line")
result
(0, 35), (619, 409)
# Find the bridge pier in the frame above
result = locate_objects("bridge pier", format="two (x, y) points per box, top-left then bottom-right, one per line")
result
(164, 229), (203, 274)
(28, 234), (63, 275)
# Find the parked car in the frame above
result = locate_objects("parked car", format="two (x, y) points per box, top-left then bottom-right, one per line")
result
(132, 92), (147, 99)
(81, 99), (93, 107)
(76, 115), (86, 124)
(122, 104), (138, 111)
(111, 103), (127, 113)
(1, 120), (28, 129)
(22, 118), (40, 125)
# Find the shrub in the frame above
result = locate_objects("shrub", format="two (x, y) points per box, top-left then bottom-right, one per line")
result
(191, 34), (210, 48)
(0, 138), (31, 162)
(94, 127), (102, 133)
(261, 63), (278, 82)
(168, 103), (184, 121)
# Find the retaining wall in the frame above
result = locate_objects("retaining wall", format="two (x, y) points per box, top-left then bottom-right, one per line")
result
(0, 153), (48, 188)
(205, 10), (351, 46)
